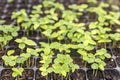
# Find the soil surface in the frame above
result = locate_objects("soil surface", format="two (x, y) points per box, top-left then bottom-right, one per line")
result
(105, 58), (116, 68)
(104, 69), (120, 80)
(0, 69), (15, 80)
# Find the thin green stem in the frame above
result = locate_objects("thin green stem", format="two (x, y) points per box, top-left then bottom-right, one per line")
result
(46, 75), (48, 80)
(84, 62), (87, 67)
(48, 38), (50, 44)
(0, 43), (4, 51)
(62, 75), (64, 80)
(112, 41), (116, 48)
(104, 43), (106, 49)
(18, 76), (20, 80)
(95, 69), (98, 77)
(93, 69), (95, 76)
(26, 59), (29, 68)
(29, 57), (31, 67)
(32, 57), (34, 67)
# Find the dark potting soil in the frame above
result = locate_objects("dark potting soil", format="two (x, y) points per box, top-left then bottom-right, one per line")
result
(72, 57), (85, 68)
(105, 58), (116, 68)
(0, 7), (4, 15)
(112, 48), (120, 58)
(17, 4), (30, 9)
(17, 30), (26, 38)
(115, 41), (120, 48)
(2, 17), (14, 24)
(104, 69), (120, 80)
(8, 39), (18, 47)
(0, 69), (15, 80)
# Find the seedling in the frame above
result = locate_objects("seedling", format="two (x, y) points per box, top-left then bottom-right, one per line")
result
(11, 9), (28, 25)
(31, 5), (42, 15)
(2, 50), (18, 67)
(8, 0), (14, 3)
(2, 50), (24, 78)
(52, 54), (79, 79)
(87, 0), (97, 3)
(19, 48), (39, 67)
(77, 48), (111, 76)
(39, 42), (54, 80)
(109, 33), (120, 47)
(0, 25), (19, 52)
(21, 5), (43, 31)
(12, 67), (24, 78)
(39, 42), (79, 79)
(15, 37), (37, 50)
(0, 20), (5, 24)
(43, 0), (64, 10)
(15, 37), (38, 67)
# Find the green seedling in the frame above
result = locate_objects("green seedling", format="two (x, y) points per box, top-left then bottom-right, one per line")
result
(15, 37), (38, 67)
(39, 42), (79, 79)
(8, 0), (14, 3)
(39, 42), (54, 80)
(2, 50), (24, 78)
(43, 0), (64, 10)
(77, 48), (111, 76)
(31, 5), (42, 14)
(87, 0), (97, 3)
(12, 67), (24, 78)
(0, 25), (19, 51)
(39, 42), (66, 77)
(52, 54), (79, 79)
(17, 48), (39, 67)
(2, 50), (18, 66)
(15, 37), (37, 50)
(11, 9), (28, 25)
(109, 33), (120, 47)
(0, 20), (5, 24)
(21, 5), (43, 31)
(62, 10), (80, 22)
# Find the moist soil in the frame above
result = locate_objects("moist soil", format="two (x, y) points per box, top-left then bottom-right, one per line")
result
(104, 69), (120, 80)
(0, 69), (15, 80)
(112, 48), (120, 57)
(105, 58), (116, 68)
